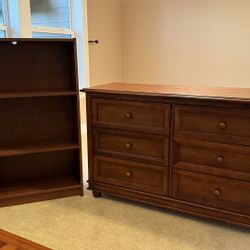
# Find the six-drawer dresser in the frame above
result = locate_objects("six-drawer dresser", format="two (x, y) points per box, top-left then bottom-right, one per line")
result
(82, 83), (250, 228)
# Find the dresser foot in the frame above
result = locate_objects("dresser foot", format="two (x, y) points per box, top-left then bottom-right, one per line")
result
(93, 191), (102, 198)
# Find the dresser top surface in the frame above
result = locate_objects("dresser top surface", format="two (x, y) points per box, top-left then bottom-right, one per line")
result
(82, 82), (250, 102)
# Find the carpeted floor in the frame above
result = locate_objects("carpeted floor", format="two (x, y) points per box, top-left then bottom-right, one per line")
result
(0, 191), (249, 250)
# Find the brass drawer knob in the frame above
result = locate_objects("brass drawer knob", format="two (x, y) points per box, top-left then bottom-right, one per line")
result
(125, 112), (132, 119)
(126, 171), (132, 177)
(216, 156), (224, 164)
(125, 143), (132, 149)
(218, 122), (227, 129)
(214, 188), (221, 196)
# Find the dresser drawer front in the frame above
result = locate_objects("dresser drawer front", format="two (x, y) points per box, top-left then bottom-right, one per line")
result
(94, 156), (168, 196)
(92, 98), (170, 134)
(172, 169), (250, 215)
(174, 105), (250, 145)
(94, 129), (168, 165)
(173, 139), (250, 175)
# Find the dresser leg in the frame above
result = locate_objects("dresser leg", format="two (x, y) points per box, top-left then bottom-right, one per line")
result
(93, 191), (102, 198)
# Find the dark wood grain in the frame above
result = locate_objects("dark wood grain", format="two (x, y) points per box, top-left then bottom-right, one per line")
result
(0, 141), (79, 157)
(94, 156), (168, 196)
(83, 82), (250, 103)
(174, 105), (250, 146)
(0, 176), (81, 200)
(173, 138), (250, 179)
(92, 98), (170, 134)
(0, 39), (83, 206)
(0, 96), (78, 145)
(0, 40), (77, 92)
(0, 90), (77, 99)
(88, 181), (250, 228)
(0, 150), (79, 184)
(94, 128), (169, 166)
(83, 82), (250, 228)
(0, 188), (81, 207)
(171, 169), (250, 215)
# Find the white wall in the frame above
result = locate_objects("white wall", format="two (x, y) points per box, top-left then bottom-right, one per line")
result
(122, 0), (250, 88)
(87, 0), (122, 86)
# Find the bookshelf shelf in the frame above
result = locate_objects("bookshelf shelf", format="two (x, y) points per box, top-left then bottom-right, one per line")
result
(0, 90), (77, 99)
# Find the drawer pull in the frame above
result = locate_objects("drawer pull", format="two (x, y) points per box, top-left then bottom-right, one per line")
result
(216, 156), (224, 164)
(214, 188), (222, 196)
(125, 112), (132, 119)
(218, 122), (227, 129)
(126, 171), (132, 177)
(125, 143), (132, 149)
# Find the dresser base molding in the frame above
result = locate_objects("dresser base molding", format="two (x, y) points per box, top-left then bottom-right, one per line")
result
(88, 182), (250, 228)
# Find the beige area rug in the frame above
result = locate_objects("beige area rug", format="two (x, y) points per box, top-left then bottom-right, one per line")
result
(0, 191), (249, 250)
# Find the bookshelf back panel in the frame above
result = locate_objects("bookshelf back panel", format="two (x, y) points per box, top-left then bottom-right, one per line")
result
(0, 96), (78, 144)
(0, 150), (80, 184)
(0, 40), (77, 91)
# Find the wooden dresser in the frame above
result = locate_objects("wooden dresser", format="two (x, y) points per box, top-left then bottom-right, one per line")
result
(82, 83), (250, 228)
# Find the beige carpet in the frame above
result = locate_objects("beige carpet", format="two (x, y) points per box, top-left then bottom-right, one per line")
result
(0, 191), (249, 250)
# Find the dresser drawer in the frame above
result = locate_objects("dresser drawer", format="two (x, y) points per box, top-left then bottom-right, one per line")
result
(94, 156), (168, 196)
(92, 98), (170, 134)
(94, 129), (168, 165)
(174, 105), (250, 145)
(172, 169), (250, 215)
(173, 139), (250, 178)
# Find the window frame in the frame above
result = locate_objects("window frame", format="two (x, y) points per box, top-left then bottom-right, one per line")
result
(31, 0), (75, 38)
(32, 25), (74, 37)
(0, 0), (9, 37)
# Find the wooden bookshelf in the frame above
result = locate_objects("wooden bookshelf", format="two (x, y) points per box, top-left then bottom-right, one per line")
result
(0, 38), (83, 206)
